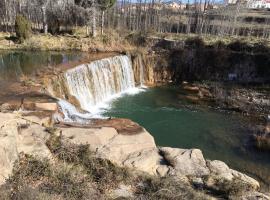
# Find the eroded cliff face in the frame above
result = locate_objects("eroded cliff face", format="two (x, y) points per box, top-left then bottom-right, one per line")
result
(130, 52), (173, 85)
(136, 38), (270, 84)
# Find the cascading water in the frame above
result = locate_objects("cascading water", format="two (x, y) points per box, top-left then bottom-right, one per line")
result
(55, 55), (144, 121)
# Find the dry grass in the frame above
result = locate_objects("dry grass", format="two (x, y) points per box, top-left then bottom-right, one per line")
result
(0, 29), (134, 52)
(0, 131), (213, 200)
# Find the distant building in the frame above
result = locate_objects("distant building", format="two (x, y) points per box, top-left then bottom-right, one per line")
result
(247, 0), (270, 8)
(227, 0), (238, 4)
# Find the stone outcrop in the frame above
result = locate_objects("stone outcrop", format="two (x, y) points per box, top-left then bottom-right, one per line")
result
(0, 113), (51, 184)
(160, 147), (210, 177)
(0, 112), (268, 199)
(60, 125), (157, 166)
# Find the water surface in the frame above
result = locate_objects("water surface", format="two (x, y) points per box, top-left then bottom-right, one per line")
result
(104, 86), (270, 191)
(0, 50), (83, 80)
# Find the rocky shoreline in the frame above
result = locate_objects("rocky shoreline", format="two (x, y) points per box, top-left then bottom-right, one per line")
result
(179, 82), (270, 152)
(0, 112), (269, 199)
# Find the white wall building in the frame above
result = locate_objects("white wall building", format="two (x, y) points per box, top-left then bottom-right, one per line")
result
(247, 0), (270, 9)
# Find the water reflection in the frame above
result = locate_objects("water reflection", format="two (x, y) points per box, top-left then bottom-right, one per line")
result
(0, 51), (82, 80)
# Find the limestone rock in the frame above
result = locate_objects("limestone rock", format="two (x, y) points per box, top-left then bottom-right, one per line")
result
(109, 184), (134, 199)
(60, 127), (118, 151)
(204, 161), (260, 196)
(239, 192), (270, 200)
(160, 147), (210, 177)
(34, 102), (58, 111)
(206, 160), (234, 181)
(123, 148), (169, 176)
(17, 124), (52, 158)
(0, 113), (51, 185)
(230, 169), (260, 190)
(61, 127), (156, 165)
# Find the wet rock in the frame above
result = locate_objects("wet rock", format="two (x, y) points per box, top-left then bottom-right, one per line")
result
(183, 85), (200, 92)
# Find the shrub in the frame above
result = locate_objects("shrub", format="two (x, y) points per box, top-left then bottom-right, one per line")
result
(135, 176), (210, 200)
(15, 15), (31, 43)
(185, 37), (205, 48)
(48, 16), (60, 35)
(46, 134), (130, 192)
(126, 32), (148, 46)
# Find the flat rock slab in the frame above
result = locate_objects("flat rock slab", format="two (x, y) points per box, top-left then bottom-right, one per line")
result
(60, 125), (156, 167)
(58, 118), (144, 135)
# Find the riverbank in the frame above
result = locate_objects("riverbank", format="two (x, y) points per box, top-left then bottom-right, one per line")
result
(0, 112), (269, 199)
(0, 31), (133, 52)
(1, 30), (270, 53)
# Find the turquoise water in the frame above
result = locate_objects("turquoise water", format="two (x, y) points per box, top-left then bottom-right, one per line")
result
(104, 86), (270, 190)
(0, 51), (83, 80)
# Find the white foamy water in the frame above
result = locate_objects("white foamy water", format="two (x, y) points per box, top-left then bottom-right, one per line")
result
(57, 55), (146, 121)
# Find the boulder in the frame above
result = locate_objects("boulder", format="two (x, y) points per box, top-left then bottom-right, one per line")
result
(230, 169), (260, 190)
(206, 160), (234, 181)
(160, 147), (210, 177)
(204, 160), (260, 196)
(122, 148), (169, 176)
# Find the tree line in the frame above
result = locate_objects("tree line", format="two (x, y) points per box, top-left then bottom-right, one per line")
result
(0, 0), (270, 39)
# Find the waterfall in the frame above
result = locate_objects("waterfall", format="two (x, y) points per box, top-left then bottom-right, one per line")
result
(55, 55), (142, 120)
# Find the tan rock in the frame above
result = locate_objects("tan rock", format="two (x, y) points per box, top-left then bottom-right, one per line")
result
(17, 124), (52, 158)
(230, 169), (260, 190)
(239, 192), (270, 200)
(204, 161), (260, 195)
(0, 113), (51, 185)
(206, 160), (234, 180)
(96, 129), (156, 163)
(35, 102), (58, 111)
(61, 127), (156, 164)
(160, 147), (210, 177)
(109, 184), (134, 199)
(60, 127), (118, 151)
(122, 148), (168, 176)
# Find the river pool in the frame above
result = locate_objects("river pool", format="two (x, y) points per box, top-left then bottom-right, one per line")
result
(103, 86), (270, 191)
